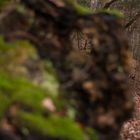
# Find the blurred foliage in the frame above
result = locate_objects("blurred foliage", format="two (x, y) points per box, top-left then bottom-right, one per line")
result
(0, 0), (134, 140)
(17, 113), (85, 140)
(0, 71), (47, 116)
(77, 0), (91, 7)
(0, 72), (85, 140)
(0, 36), (97, 140)
(0, 0), (9, 6)
(0, 0), (13, 8)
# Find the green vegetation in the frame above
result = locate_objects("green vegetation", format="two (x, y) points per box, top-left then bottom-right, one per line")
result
(0, 36), (97, 140)
(66, 0), (92, 15)
(96, 8), (124, 18)
(0, 71), (85, 140)
(0, 0), (133, 139)
(18, 113), (85, 140)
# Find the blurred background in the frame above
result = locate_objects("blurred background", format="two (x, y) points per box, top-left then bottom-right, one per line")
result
(0, 0), (139, 140)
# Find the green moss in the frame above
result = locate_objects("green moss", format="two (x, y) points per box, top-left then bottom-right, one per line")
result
(0, 72), (48, 112)
(0, 93), (10, 119)
(0, 71), (86, 140)
(66, 0), (92, 15)
(85, 128), (98, 140)
(0, 36), (62, 112)
(0, 0), (11, 7)
(96, 8), (124, 18)
(12, 83), (47, 113)
(64, 0), (124, 17)
(0, 36), (38, 75)
(42, 61), (59, 97)
(0, 36), (15, 50)
(17, 112), (85, 140)
(0, 36), (37, 59)
(0, 34), (97, 139)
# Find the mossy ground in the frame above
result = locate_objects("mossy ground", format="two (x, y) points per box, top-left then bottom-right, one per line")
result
(0, 36), (96, 140)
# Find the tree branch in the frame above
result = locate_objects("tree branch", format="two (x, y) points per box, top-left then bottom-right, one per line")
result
(125, 12), (140, 28)
(104, 0), (119, 8)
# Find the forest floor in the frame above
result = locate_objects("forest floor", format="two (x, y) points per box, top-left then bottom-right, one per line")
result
(129, 59), (140, 117)
(121, 58), (140, 139)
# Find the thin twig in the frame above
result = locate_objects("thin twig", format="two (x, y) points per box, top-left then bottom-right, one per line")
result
(104, 0), (119, 8)
(125, 12), (140, 29)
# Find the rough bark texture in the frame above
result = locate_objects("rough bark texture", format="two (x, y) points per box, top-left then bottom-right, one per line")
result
(105, 1), (140, 140)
